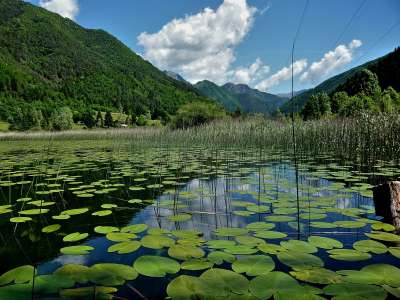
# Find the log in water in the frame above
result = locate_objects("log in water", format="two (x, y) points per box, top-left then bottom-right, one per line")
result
(373, 181), (400, 230)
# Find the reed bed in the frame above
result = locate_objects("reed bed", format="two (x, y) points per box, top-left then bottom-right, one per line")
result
(1, 113), (400, 164)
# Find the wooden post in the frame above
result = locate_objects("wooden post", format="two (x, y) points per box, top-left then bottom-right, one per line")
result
(372, 181), (400, 230)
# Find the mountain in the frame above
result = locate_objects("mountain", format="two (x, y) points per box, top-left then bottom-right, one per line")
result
(0, 0), (207, 124)
(164, 71), (189, 84)
(276, 89), (309, 99)
(281, 47), (400, 113)
(194, 81), (289, 115)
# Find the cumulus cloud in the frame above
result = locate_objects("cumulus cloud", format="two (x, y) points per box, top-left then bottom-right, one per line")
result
(231, 58), (270, 85)
(300, 39), (362, 83)
(138, 0), (257, 84)
(255, 59), (308, 91)
(39, 0), (79, 20)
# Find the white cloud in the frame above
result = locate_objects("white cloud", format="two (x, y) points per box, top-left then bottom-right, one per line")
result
(138, 0), (257, 84)
(255, 59), (308, 91)
(300, 39), (362, 83)
(231, 58), (270, 85)
(39, 0), (79, 20)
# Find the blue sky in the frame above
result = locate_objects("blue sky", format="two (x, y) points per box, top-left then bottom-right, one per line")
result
(29, 0), (400, 94)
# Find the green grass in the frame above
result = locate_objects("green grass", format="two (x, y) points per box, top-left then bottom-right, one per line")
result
(0, 121), (10, 132)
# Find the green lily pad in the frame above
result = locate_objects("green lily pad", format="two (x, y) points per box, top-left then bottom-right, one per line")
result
(60, 286), (117, 299)
(207, 251), (235, 265)
(107, 241), (141, 254)
(200, 268), (249, 297)
(223, 245), (258, 255)
(168, 214), (192, 222)
(42, 224), (61, 233)
(94, 226), (119, 234)
(92, 210), (112, 217)
(106, 232), (136, 242)
(207, 240), (236, 249)
(254, 231), (287, 239)
(63, 232), (89, 243)
(54, 264), (91, 283)
(265, 215), (296, 222)
(61, 208), (89, 216)
(277, 251), (324, 270)
(141, 235), (175, 249)
(258, 243), (287, 255)
(290, 267), (343, 284)
(232, 255), (275, 276)
(353, 240), (388, 254)
(339, 264), (400, 287)
(134, 255), (180, 277)
(371, 222), (395, 232)
(281, 240), (318, 253)
(246, 222), (275, 231)
(235, 236), (265, 246)
(10, 217), (32, 223)
(308, 236), (343, 250)
(389, 247), (400, 259)
(328, 249), (372, 261)
(167, 275), (208, 300)
(0, 266), (35, 286)
(121, 223), (148, 233)
(366, 231), (400, 242)
(323, 283), (387, 300)
(19, 209), (49, 215)
(181, 259), (213, 271)
(60, 245), (94, 255)
(89, 263), (138, 286)
(168, 244), (205, 260)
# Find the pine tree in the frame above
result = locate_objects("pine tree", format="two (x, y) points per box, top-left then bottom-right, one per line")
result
(104, 111), (113, 128)
(95, 111), (104, 127)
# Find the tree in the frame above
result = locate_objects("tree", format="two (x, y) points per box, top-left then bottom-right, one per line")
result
(302, 92), (331, 120)
(233, 106), (243, 118)
(95, 111), (104, 127)
(173, 101), (227, 129)
(339, 69), (381, 98)
(82, 110), (95, 128)
(104, 111), (113, 128)
(331, 91), (350, 115)
(49, 107), (74, 131)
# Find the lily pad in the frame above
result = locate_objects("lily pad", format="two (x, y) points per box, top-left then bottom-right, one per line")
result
(141, 235), (175, 249)
(353, 240), (387, 254)
(323, 283), (387, 300)
(0, 266), (35, 286)
(63, 232), (89, 243)
(277, 251), (324, 270)
(107, 241), (141, 254)
(290, 267), (342, 284)
(281, 240), (318, 253)
(328, 249), (372, 261)
(232, 255), (275, 276)
(308, 236), (343, 250)
(60, 245), (94, 255)
(134, 255), (180, 277)
(168, 244), (205, 260)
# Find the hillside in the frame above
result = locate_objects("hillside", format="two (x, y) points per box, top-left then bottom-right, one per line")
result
(0, 0), (207, 127)
(281, 47), (400, 113)
(195, 81), (288, 115)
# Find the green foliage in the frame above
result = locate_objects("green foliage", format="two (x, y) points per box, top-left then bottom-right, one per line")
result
(104, 112), (113, 128)
(337, 69), (381, 98)
(49, 107), (74, 131)
(302, 92), (331, 120)
(173, 101), (227, 129)
(0, 0), (207, 130)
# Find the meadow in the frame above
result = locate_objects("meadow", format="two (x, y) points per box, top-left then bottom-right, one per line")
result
(0, 114), (400, 299)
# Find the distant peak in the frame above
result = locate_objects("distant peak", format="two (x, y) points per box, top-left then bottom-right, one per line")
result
(222, 82), (252, 94)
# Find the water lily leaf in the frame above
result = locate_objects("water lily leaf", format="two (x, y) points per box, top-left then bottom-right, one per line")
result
(265, 215), (296, 222)
(168, 214), (192, 222)
(60, 245), (94, 255)
(10, 217), (32, 223)
(106, 232), (136, 242)
(235, 236), (265, 246)
(167, 275), (208, 300)
(323, 283), (387, 300)
(214, 227), (248, 237)
(281, 240), (318, 253)
(0, 266), (35, 286)
(290, 267), (342, 284)
(19, 209), (49, 215)
(94, 226), (119, 234)
(107, 241), (141, 254)
(101, 204), (118, 209)
(371, 222), (395, 232)
(207, 251), (235, 265)
(339, 264), (400, 287)
(335, 221), (366, 228)
(63, 232), (89, 243)
(389, 247), (400, 259)
(54, 264), (91, 283)
(141, 235), (175, 249)
(308, 236), (343, 250)
(254, 231), (287, 239)
(247, 205), (269, 213)
(181, 259), (213, 271)
(246, 222), (275, 231)
(366, 231), (400, 242)
(89, 263), (138, 286)
(60, 286), (117, 299)
(200, 268), (249, 297)
(224, 245), (258, 255)
(258, 243), (287, 255)
(249, 271), (299, 300)
(61, 208), (89, 216)
(232, 255), (275, 276)
(168, 244), (205, 260)
(52, 214), (70, 220)
(383, 285), (400, 298)
(121, 223), (148, 233)
(134, 255), (180, 277)
(92, 210), (112, 217)
(277, 251), (324, 270)
(310, 222), (337, 229)
(41, 224), (61, 233)
(328, 249), (371, 261)
(207, 240), (236, 249)
(353, 240), (387, 254)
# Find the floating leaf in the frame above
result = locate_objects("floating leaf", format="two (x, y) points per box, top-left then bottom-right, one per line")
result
(168, 245), (205, 260)
(290, 267), (342, 284)
(389, 247), (400, 259)
(106, 232), (136, 242)
(141, 235), (174, 249)
(308, 236), (343, 250)
(223, 245), (258, 255)
(54, 264), (91, 283)
(246, 222), (275, 231)
(94, 226), (119, 234)
(10, 217), (32, 223)
(19, 209), (49, 215)
(92, 210), (112, 217)
(63, 232), (89, 243)
(61, 208), (89, 216)
(207, 240), (236, 249)
(200, 268), (249, 297)
(254, 231), (287, 239)
(265, 215), (296, 222)
(339, 264), (400, 287)
(42, 224), (61, 233)
(89, 263), (138, 286)
(168, 214), (192, 222)
(328, 249), (371, 261)
(60, 245), (94, 255)
(277, 251), (324, 270)
(181, 259), (213, 271)
(60, 286), (117, 299)
(0, 266), (35, 286)
(323, 283), (387, 300)
(235, 236), (265, 246)
(207, 251), (235, 265)
(353, 240), (387, 254)
(371, 222), (395, 232)
(134, 255), (180, 277)
(258, 243), (287, 255)
(366, 231), (400, 242)
(232, 255), (275, 276)
(108, 241), (141, 254)
(121, 224), (148, 233)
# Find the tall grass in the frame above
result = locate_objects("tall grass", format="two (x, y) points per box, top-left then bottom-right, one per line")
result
(1, 113), (400, 164)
